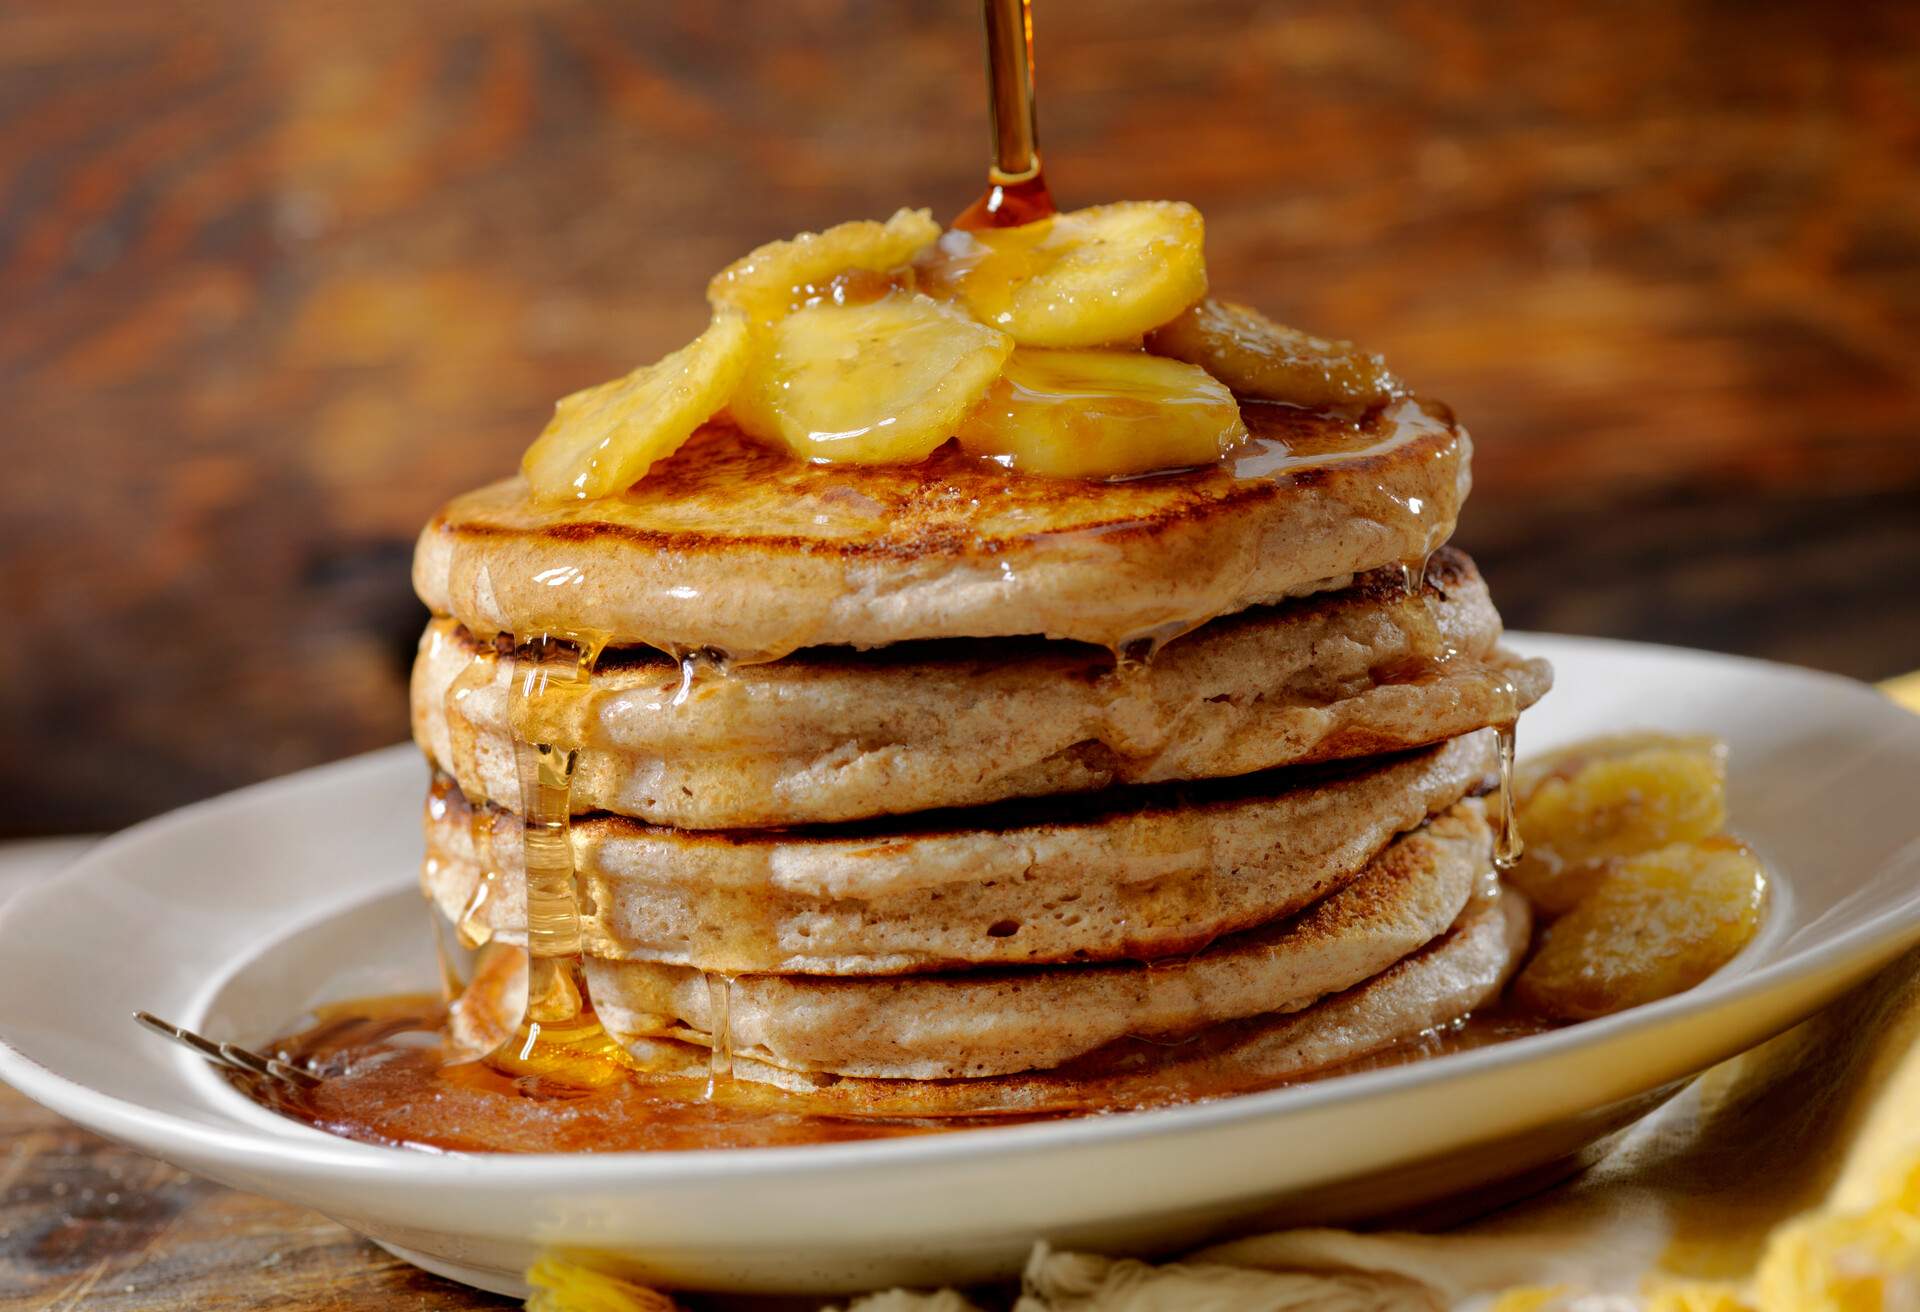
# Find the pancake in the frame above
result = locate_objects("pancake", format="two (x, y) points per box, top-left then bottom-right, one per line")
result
(582, 801), (1488, 1080)
(605, 883), (1531, 1115)
(414, 547), (1551, 828)
(423, 732), (1496, 975)
(412, 397), (1469, 660)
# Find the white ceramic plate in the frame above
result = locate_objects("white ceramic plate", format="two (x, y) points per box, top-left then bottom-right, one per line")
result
(3, 635), (1918, 1298)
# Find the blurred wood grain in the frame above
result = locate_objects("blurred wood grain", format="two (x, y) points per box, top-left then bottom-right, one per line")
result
(1, 0), (1917, 835)
(0, 1085), (512, 1311)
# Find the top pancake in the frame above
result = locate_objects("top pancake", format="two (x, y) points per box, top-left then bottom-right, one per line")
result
(413, 397), (1470, 658)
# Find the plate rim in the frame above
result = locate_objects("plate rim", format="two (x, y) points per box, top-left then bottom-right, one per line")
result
(3, 632), (1918, 1185)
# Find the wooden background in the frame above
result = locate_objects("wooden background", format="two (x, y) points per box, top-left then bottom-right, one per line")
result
(3, 0), (1918, 838)
(0, 2), (1918, 1303)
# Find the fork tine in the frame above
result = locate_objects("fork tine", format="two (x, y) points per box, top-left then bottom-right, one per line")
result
(135, 1011), (234, 1067)
(216, 1041), (280, 1082)
(133, 1011), (318, 1088)
(215, 1041), (322, 1089)
(264, 1056), (322, 1088)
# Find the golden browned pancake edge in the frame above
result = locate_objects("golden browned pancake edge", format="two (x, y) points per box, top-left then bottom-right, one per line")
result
(413, 398), (1469, 658)
(596, 883), (1531, 1115)
(579, 801), (1490, 1080)
(414, 548), (1550, 827)
(423, 734), (1497, 974)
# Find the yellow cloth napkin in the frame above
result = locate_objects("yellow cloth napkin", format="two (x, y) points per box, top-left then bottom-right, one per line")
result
(528, 678), (1920, 1312)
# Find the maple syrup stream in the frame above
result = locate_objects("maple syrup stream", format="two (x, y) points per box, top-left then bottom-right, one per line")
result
(953, 0), (1056, 230)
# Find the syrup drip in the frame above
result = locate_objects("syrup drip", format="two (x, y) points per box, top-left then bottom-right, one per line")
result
(955, 174), (1055, 232)
(1368, 552), (1524, 873)
(489, 631), (636, 1087)
(419, 785), (468, 1003)
(1490, 673), (1525, 872)
(954, 0), (1056, 230)
(1378, 552), (1525, 878)
(671, 648), (731, 708)
(1399, 556), (1429, 601)
(437, 630), (759, 1094)
(455, 808), (498, 949)
(1386, 552), (1457, 674)
(705, 975), (736, 1096)
(425, 888), (466, 1004)
(1107, 615), (1207, 672)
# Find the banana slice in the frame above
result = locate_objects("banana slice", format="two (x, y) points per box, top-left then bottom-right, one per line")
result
(521, 312), (751, 501)
(1513, 836), (1766, 1021)
(1508, 733), (1729, 916)
(956, 348), (1247, 477)
(709, 208), (942, 324)
(1147, 298), (1398, 408)
(731, 292), (1013, 464)
(923, 201), (1208, 348)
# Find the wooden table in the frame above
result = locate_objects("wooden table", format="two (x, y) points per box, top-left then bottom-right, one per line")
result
(2, 0), (1917, 1304)
(0, 1084), (511, 1310)
(0, 841), (510, 1309)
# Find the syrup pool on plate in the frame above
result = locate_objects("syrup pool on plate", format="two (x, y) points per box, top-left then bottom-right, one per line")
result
(227, 980), (1562, 1154)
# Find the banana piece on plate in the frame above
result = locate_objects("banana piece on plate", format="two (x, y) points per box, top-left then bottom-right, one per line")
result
(957, 347), (1247, 477)
(521, 312), (752, 501)
(709, 208), (942, 325)
(731, 291), (1013, 464)
(1507, 734), (1730, 916)
(923, 201), (1208, 348)
(1147, 298), (1398, 408)
(1514, 836), (1767, 1021)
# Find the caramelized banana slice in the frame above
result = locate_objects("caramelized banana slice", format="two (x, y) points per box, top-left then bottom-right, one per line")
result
(957, 348), (1247, 477)
(522, 312), (751, 501)
(731, 291), (1013, 464)
(1509, 734), (1729, 916)
(1147, 298), (1398, 408)
(709, 208), (942, 324)
(924, 201), (1208, 348)
(1514, 836), (1766, 1021)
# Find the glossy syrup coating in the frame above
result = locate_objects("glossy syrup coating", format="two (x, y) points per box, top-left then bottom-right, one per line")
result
(707, 208), (941, 324)
(919, 201), (1209, 348)
(729, 292), (1013, 464)
(416, 397), (1469, 659)
(956, 347), (1246, 476)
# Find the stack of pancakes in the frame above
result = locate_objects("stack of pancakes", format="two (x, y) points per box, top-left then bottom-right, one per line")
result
(410, 396), (1548, 1115)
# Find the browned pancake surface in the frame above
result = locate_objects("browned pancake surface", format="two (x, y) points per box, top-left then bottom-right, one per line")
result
(414, 398), (1469, 657)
